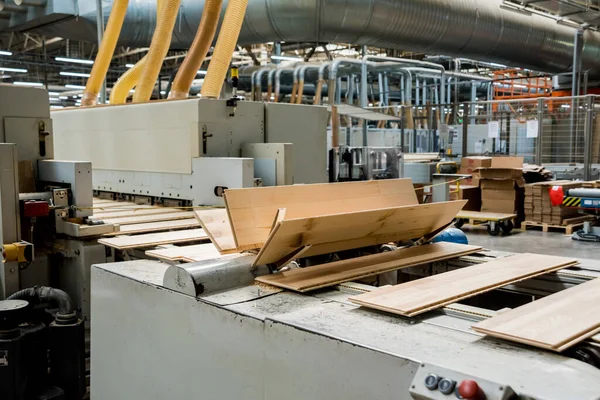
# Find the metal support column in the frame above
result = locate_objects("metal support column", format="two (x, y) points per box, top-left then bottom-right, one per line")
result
(571, 30), (584, 159)
(96, 0), (107, 104)
(470, 81), (477, 125)
(274, 42), (282, 65)
(583, 95), (594, 181)
(360, 46), (369, 147)
(462, 107), (468, 156)
(535, 98), (544, 165)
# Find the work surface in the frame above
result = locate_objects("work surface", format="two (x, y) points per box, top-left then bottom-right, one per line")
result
(93, 257), (600, 400)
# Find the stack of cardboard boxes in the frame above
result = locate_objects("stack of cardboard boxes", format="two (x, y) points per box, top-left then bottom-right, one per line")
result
(525, 181), (584, 225)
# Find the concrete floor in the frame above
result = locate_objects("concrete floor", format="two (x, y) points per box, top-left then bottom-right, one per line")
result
(463, 225), (599, 259)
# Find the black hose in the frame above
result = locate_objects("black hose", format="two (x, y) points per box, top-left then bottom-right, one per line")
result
(7, 286), (75, 320)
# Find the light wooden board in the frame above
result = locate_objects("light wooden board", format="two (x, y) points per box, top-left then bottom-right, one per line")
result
(104, 219), (200, 236)
(98, 229), (208, 250)
(93, 199), (117, 204)
(472, 277), (600, 352)
(146, 243), (223, 262)
(194, 209), (238, 254)
(256, 242), (483, 292)
(349, 253), (578, 317)
(91, 208), (183, 219)
(92, 201), (138, 209)
(253, 200), (467, 266)
(93, 204), (157, 214)
(94, 211), (195, 226)
(225, 179), (419, 250)
(456, 211), (516, 221)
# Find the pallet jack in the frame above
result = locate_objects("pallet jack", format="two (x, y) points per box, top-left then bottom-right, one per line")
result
(550, 186), (600, 242)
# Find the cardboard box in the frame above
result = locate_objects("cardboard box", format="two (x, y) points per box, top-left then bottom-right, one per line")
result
(459, 167), (480, 187)
(491, 156), (524, 169)
(458, 185), (481, 212)
(480, 178), (525, 218)
(461, 156), (492, 169)
(478, 168), (524, 180)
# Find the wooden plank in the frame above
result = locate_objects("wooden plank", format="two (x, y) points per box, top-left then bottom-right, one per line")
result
(91, 208), (183, 219)
(93, 204), (157, 214)
(456, 211), (516, 221)
(349, 253), (578, 317)
(472, 278), (600, 352)
(253, 200), (467, 266)
(95, 211), (195, 225)
(256, 242), (483, 292)
(93, 199), (117, 204)
(146, 243), (223, 262)
(104, 219), (200, 236)
(225, 179), (419, 250)
(194, 209), (238, 254)
(98, 229), (208, 250)
(92, 201), (137, 209)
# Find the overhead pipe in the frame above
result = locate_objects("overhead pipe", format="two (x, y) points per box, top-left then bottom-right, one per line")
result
(201, 0), (249, 98)
(267, 68), (277, 101)
(254, 66), (274, 101)
(82, 0), (129, 106)
(13, 0), (46, 5)
(0, 1), (25, 12)
(274, 68), (294, 102)
(134, 0), (181, 102)
(169, 0), (223, 99)
(314, 62), (331, 105)
(297, 65), (319, 104)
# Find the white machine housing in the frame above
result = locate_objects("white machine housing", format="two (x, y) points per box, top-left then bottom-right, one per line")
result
(52, 99), (328, 205)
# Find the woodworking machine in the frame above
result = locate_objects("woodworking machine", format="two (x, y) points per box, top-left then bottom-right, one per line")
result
(550, 186), (600, 242)
(0, 84), (109, 319)
(91, 251), (600, 400)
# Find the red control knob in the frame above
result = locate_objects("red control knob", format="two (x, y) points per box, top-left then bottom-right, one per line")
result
(458, 380), (485, 400)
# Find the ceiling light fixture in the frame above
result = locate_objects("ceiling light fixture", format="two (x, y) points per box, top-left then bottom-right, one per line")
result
(55, 57), (94, 65)
(13, 81), (44, 87)
(270, 55), (301, 61)
(0, 51), (12, 56)
(0, 67), (27, 73)
(60, 71), (91, 78)
(65, 84), (86, 90)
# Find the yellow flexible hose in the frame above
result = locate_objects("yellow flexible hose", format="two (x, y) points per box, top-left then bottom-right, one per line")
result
(201, 0), (249, 98)
(110, 0), (164, 104)
(82, 0), (129, 106)
(313, 79), (323, 105)
(169, 0), (223, 99)
(290, 82), (298, 104)
(296, 80), (304, 104)
(133, 0), (181, 103)
(266, 83), (273, 101)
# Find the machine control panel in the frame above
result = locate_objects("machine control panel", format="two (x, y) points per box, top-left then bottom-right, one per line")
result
(409, 363), (516, 400)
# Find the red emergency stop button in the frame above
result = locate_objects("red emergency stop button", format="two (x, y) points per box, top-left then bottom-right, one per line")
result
(458, 380), (485, 400)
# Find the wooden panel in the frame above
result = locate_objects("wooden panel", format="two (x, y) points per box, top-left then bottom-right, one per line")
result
(194, 209), (238, 254)
(104, 219), (200, 236)
(472, 278), (600, 352)
(93, 199), (117, 204)
(146, 243), (223, 262)
(91, 208), (182, 219)
(95, 211), (195, 225)
(253, 200), (467, 266)
(256, 242), (483, 292)
(98, 229), (208, 250)
(456, 211), (516, 220)
(225, 179), (419, 250)
(349, 253), (578, 317)
(92, 201), (137, 209)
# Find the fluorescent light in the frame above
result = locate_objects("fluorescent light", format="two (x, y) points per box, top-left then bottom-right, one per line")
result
(126, 63), (135, 68)
(560, 104), (571, 108)
(160, 90), (166, 95)
(271, 55), (301, 61)
(65, 84), (86, 90)
(48, 91), (60, 96)
(0, 67), (27, 73)
(0, 51), (12, 56)
(71, 96), (78, 99)
(59, 96), (69, 100)
(55, 57), (94, 65)
(513, 84), (527, 88)
(197, 70), (207, 75)
(60, 71), (91, 78)
(14, 82), (44, 87)
(51, 105), (64, 109)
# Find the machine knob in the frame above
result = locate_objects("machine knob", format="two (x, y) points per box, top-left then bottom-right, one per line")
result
(438, 378), (456, 395)
(424, 374), (441, 390)
(458, 380), (485, 400)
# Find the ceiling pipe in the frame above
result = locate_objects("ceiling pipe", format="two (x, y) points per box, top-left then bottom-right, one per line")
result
(0, 1), (25, 12)
(14, 0), (47, 6)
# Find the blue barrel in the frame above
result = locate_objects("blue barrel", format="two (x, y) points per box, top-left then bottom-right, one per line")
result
(432, 228), (469, 245)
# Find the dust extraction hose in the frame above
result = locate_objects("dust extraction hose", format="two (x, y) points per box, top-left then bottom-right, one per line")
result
(8, 286), (75, 320)
(82, 0), (129, 106)
(169, 0), (223, 99)
(133, 0), (181, 103)
(110, 0), (164, 104)
(200, 0), (248, 98)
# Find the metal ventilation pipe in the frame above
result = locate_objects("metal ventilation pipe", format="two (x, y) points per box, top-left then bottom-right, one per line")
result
(14, 0), (47, 6)
(0, 1), (25, 12)
(71, 0), (600, 75)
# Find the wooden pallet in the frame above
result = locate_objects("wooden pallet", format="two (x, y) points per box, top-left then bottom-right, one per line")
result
(521, 221), (585, 235)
